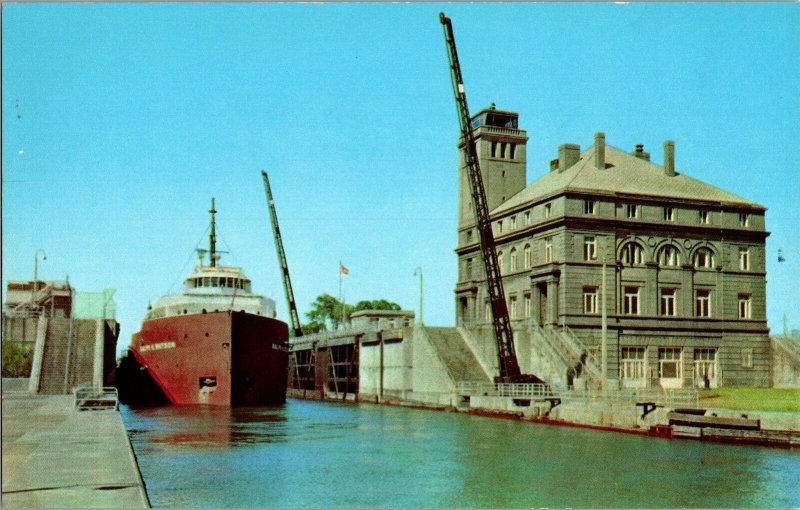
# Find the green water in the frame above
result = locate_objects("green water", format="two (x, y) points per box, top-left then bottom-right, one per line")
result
(122, 399), (800, 508)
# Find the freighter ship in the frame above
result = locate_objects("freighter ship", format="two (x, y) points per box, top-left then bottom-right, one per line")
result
(117, 199), (288, 406)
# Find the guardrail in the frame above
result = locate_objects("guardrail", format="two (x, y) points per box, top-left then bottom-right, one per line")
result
(456, 381), (699, 407)
(74, 386), (119, 411)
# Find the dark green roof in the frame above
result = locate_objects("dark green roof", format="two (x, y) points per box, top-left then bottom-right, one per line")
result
(493, 144), (764, 214)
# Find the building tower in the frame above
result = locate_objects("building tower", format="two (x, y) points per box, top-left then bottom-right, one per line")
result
(455, 105), (528, 323)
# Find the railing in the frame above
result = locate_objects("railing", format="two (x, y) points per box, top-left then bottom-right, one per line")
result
(561, 326), (602, 383)
(456, 381), (699, 407)
(456, 381), (554, 398)
(74, 386), (119, 411)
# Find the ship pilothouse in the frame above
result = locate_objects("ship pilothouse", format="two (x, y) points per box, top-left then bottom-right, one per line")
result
(145, 198), (276, 321)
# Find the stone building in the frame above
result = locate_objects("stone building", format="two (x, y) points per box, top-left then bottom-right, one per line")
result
(455, 106), (770, 388)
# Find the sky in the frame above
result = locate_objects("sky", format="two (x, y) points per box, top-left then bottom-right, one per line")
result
(3, 3), (799, 356)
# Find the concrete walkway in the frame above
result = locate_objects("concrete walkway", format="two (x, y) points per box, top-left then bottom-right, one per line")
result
(2, 380), (149, 508)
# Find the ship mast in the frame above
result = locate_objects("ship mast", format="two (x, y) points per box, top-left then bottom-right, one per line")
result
(209, 197), (218, 267)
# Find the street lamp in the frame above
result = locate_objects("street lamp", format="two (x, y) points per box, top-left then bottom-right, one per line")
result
(32, 249), (47, 304)
(413, 267), (423, 325)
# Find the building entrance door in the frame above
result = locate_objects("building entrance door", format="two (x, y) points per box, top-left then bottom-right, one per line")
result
(537, 283), (548, 325)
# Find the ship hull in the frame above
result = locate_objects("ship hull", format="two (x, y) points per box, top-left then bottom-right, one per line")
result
(118, 311), (288, 406)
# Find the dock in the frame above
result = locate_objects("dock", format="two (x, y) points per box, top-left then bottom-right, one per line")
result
(1, 379), (149, 508)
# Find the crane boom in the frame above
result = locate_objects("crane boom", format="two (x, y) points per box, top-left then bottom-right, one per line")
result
(439, 13), (541, 383)
(262, 170), (303, 338)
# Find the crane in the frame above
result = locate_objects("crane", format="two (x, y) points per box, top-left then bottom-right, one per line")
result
(439, 13), (543, 384)
(262, 170), (303, 338)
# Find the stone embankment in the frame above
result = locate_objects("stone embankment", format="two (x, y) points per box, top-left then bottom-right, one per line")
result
(1, 378), (149, 508)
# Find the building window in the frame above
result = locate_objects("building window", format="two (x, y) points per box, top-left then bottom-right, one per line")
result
(738, 294), (752, 319)
(624, 287), (640, 315)
(500, 142), (507, 158)
(466, 230), (473, 244)
(660, 288), (677, 316)
(583, 287), (598, 314)
(694, 348), (717, 388)
(664, 207), (675, 222)
(509, 296), (518, 319)
(621, 242), (644, 265)
(544, 203), (552, 218)
(524, 211), (531, 225)
(509, 248), (518, 272)
(621, 347), (647, 384)
(510, 216), (517, 229)
(544, 238), (553, 263)
(584, 199), (597, 215)
(626, 204), (638, 219)
(524, 244), (532, 268)
(524, 294), (531, 317)
(739, 247), (750, 271)
(466, 258), (473, 279)
(739, 213), (749, 227)
(658, 348), (682, 381)
(659, 245), (680, 267)
(497, 220), (503, 234)
(584, 236), (597, 261)
(497, 251), (504, 275)
(696, 290), (711, 317)
(509, 143), (516, 160)
(741, 348), (753, 368)
(699, 210), (710, 224)
(491, 141), (498, 158)
(693, 248), (715, 269)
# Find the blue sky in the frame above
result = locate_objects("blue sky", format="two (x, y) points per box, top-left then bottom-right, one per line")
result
(3, 3), (799, 355)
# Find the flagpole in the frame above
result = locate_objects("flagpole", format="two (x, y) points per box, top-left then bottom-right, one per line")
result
(339, 261), (343, 330)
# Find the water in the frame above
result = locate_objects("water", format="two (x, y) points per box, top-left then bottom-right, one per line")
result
(122, 399), (800, 508)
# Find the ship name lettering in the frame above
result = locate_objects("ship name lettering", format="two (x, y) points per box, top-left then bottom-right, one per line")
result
(141, 340), (177, 352)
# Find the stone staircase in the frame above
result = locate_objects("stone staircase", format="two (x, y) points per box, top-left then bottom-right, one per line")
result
(530, 324), (602, 388)
(37, 318), (97, 394)
(772, 336), (800, 388)
(423, 327), (491, 383)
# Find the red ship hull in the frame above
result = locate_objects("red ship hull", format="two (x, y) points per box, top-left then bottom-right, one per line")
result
(124, 311), (288, 406)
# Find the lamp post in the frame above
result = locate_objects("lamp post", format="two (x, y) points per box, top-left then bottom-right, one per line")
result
(32, 249), (47, 305)
(413, 267), (423, 325)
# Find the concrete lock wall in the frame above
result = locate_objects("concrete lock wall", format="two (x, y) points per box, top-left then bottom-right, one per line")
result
(359, 337), (411, 398)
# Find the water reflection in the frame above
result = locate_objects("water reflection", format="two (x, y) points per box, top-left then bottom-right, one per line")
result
(121, 400), (800, 508)
(125, 405), (289, 449)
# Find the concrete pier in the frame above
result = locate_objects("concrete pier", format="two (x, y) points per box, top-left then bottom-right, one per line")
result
(1, 379), (149, 508)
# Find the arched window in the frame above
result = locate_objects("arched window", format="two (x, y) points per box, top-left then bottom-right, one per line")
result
(509, 248), (518, 272)
(497, 251), (505, 274)
(524, 244), (532, 268)
(694, 248), (715, 269)
(659, 245), (681, 267)
(620, 242), (644, 265)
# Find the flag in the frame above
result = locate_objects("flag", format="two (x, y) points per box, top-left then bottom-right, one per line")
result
(339, 262), (349, 275)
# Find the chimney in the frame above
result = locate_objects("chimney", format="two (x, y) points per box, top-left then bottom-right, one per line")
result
(633, 144), (650, 161)
(550, 158), (559, 172)
(664, 140), (675, 176)
(594, 132), (605, 169)
(558, 144), (581, 172)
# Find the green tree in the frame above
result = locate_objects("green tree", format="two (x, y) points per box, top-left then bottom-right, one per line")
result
(2, 342), (34, 377)
(351, 299), (401, 312)
(303, 295), (402, 332)
(304, 293), (350, 331)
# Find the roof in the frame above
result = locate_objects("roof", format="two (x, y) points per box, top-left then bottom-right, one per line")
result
(493, 144), (764, 215)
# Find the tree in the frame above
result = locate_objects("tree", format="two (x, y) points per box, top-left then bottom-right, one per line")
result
(2, 342), (34, 377)
(303, 294), (403, 332)
(304, 293), (349, 331)
(351, 299), (401, 313)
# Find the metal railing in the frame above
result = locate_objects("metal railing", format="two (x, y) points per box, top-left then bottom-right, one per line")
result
(456, 381), (699, 407)
(74, 386), (119, 411)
